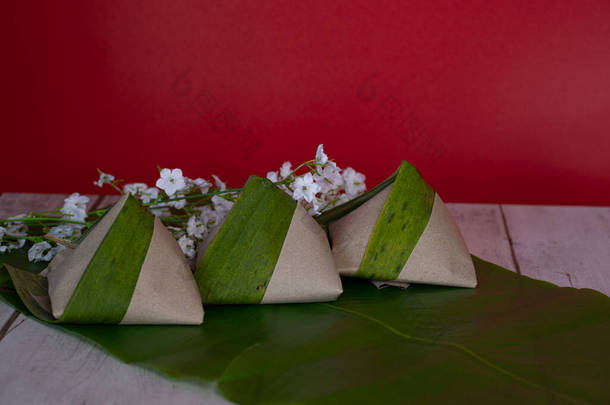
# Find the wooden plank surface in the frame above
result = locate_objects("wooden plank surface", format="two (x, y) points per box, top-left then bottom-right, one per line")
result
(447, 203), (515, 272)
(502, 204), (610, 296)
(1, 194), (609, 405)
(0, 318), (230, 404)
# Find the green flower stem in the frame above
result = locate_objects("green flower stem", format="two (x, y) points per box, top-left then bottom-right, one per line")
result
(87, 209), (109, 217)
(143, 188), (242, 207)
(1, 234), (44, 242)
(159, 214), (190, 222)
(107, 182), (124, 195)
(0, 217), (89, 226)
(30, 210), (62, 216)
(275, 159), (319, 184)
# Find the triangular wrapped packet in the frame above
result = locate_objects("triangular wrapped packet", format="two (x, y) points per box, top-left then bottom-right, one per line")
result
(194, 176), (343, 304)
(42, 194), (204, 325)
(328, 161), (477, 288)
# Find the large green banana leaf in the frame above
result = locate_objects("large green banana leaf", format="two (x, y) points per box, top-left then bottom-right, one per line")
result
(1, 253), (609, 404)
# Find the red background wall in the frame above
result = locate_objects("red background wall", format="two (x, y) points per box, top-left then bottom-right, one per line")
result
(3, 1), (610, 205)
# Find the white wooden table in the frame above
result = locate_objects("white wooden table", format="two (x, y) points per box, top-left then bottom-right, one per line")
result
(0, 193), (608, 404)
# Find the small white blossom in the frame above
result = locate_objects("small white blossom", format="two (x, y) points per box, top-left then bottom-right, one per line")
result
(200, 205), (221, 226)
(156, 168), (186, 196)
(343, 167), (366, 196)
(0, 238), (25, 253)
(28, 242), (54, 262)
(177, 235), (196, 259)
(211, 195), (234, 217)
(186, 215), (207, 240)
(212, 175), (226, 191)
(189, 178), (212, 194)
(266, 171), (279, 183)
(94, 171), (115, 187)
(0, 225), (26, 253)
(315, 144), (328, 165)
(61, 193), (89, 223)
(65, 193), (89, 210)
(309, 198), (323, 216)
(48, 224), (82, 240)
(140, 187), (159, 204)
(292, 173), (321, 203)
(280, 161), (292, 179)
(123, 183), (148, 196)
(5, 215), (28, 237)
(336, 192), (352, 205)
(314, 164), (344, 194)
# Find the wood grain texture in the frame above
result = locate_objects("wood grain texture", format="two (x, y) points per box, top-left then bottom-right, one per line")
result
(502, 204), (610, 297)
(446, 203), (516, 272)
(0, 314), (231, 404)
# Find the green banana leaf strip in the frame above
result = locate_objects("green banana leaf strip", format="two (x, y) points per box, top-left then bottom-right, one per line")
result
(60, 195), (154, 323)
(355, 161), (435, 280)
(1, 255), (609, 404)
(195, 176), (296, 304)
(314, 166), (398, 228)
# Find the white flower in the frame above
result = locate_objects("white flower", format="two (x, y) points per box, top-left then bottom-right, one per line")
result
(0, 225), (27, 254)
(61, 193), (89, 223)
(48, 224), (82, 240)
(200, 205), (221, 226)
(5, 215), (28, 237)
(309, 198), (323, 216)
(177, 235), (196, 259)
(186, 215), (207, 240)
(94, 171), (115, 187)
(123, 183), (148, 196)
(138, 187), (159, 204)
(314, 165), (344, 194)
(212, 175), (226, 191)
(0, 238), (25, 253)
(211, 195), (234, 217)
(28, 242), (54, 262)
(343, 167), (366, 196)
(266, 171), (279, 183)
(280, 161), (292, 179)
(336, 192), (352, 205)
(315, 144), (328, 165)
(292, 173), (321, 203)
(189, 178), (212, 194)
(156, 168), (186, 196)
(65, 193), (89, 210)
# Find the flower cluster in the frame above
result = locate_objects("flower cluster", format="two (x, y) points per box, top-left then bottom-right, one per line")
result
(0, 144), (366, 263)
(266, 144), (366, 215)
(0, 215), (28, 253)
(117, 169), (235, 259)
(0, 193), (92, 262)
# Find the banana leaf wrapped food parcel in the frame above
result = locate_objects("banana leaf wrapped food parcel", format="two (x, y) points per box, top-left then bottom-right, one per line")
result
(194, 176), (343, 304)
(324, 161), (477, 289)
(5, 194), (204, 325)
